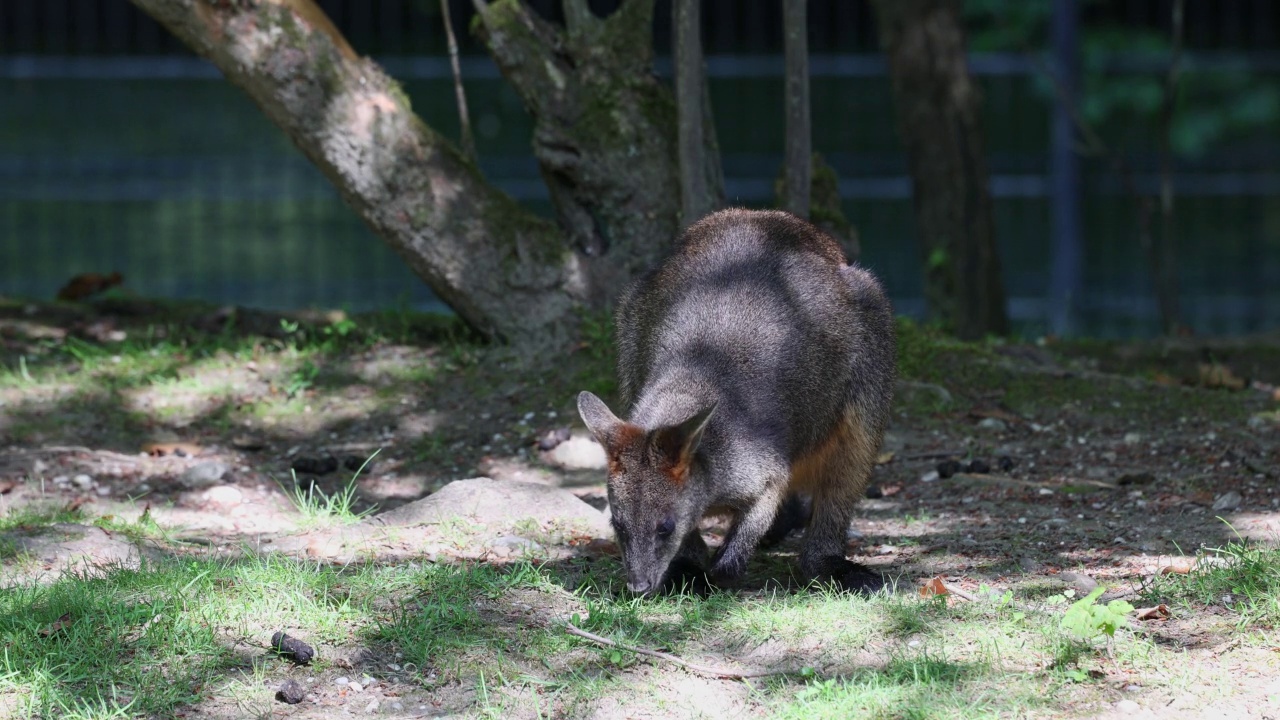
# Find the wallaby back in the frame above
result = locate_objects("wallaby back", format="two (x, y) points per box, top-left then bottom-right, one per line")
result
(579, 208), (896, 594)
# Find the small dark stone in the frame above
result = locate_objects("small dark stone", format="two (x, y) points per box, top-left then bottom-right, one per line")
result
(997, 455), (1016, 473)
(276, 679), (306, 704)
(936, 459), (963, 479)
(537, 427), (573, 452)
(342, 454), (373, 473)
(271, 631), (315, 664)
(1117, 472), (1155, 486)
(965, 458), (991, 474)
(864, 484), (884, 499)
(291, 456), (338, 475)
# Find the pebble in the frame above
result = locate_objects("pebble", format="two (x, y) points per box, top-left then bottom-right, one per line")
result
(53, 475), (70, 485)
(32, 459), (49, 475)
(335, 677), (350, 686)
(348, 681), (363, 693)
(179, 461), (229, 489)
(72, 474), (94, 490)
(1212, 491), (1242, 511)
(548, 437), (607, 471)
(95, 486), (111, 496)
(1115, 699), (1141, 714)
(976, 417), (1007, 433)
(203, 485), (243, 507)
(1123, 432), (1142, 445)
(364, 699), (379, 713)
(920, 470), (940, 483)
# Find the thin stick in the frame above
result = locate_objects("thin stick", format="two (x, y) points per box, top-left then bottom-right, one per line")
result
(440, 0), (477, 162)
(940, 582), (978, 602)
(564, 623), (791, 680)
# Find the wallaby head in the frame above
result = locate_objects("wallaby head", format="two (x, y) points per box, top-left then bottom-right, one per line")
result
(577, 391), (715, 595)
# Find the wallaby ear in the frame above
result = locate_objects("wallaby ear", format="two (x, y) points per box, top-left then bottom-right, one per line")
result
(652, 402), (717, 467)
(577, 391), (623, 447)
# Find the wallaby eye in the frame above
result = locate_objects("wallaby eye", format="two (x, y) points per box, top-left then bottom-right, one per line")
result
(656, 517), (675, 538)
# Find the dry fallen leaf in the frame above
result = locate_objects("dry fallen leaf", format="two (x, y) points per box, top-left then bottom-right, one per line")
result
(143, 442), (204, 457)
(1198, 363), (1246, 391)
(1135, 605), (1171, 621)
(919, 576), (949, 598)
(875, 451), (895, 465)
(879, 483), (903, 497)
(1158, 558), (1195, 575)
(39, 613), (73, 637)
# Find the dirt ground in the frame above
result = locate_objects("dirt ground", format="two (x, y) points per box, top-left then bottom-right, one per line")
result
(2, 296), (1279, 719)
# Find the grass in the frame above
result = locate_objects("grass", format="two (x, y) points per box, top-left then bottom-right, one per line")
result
(0, 546), (1177, 719)
(281, 451), (382, 530)
(1142, 537), (1280, 628)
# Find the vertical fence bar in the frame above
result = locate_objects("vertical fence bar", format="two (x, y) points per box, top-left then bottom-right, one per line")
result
(1048, 0), (1081, 336)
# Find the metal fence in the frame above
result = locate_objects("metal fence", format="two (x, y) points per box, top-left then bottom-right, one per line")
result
(2, 0), (1278, 338)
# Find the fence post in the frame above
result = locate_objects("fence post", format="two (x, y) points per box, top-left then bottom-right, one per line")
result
(1049, 0), (1082, 336)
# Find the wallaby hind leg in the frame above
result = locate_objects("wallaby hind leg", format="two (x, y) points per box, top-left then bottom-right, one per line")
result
(759, 493), (812, 549)
(797, 412), (884, 594)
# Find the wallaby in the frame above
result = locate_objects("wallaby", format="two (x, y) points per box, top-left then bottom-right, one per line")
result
(577, 208), (896, 595)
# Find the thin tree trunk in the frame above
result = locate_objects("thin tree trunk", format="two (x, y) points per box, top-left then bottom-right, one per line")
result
(674, 0), (712, 225)
(440, 0), (477, 162)
(782, 0), (811, 219)
(872, 0), (1009, 339)
(1155, 0), (1186, 335)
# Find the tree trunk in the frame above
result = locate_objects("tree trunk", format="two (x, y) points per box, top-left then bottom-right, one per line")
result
(128, 0), (579, 348)
(130, 0), (711, 350)
(473, 0), (701, 305)
(872, 0), (1009, 339)
(674, 0), (713, 226)
(782, 0), (811, 219)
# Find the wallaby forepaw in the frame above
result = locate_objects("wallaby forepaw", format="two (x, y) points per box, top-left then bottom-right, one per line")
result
(664, 558), (713, 597)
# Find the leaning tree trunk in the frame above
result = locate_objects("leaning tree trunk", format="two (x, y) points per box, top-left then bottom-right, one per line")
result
(129, 0), (710, 349)
(872, 0), (1009, 340)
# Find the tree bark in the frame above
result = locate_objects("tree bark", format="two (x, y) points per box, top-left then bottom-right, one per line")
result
(872, 0), (1009, 339)
(674, 0), (712, 226)
(128, 0), (580, 348)
(472, 0), (696, 303)
(782, 0), (811, 219)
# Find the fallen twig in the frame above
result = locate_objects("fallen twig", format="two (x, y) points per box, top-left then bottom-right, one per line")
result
(940, 582), (978, 602)
(564, 622), (792, 680)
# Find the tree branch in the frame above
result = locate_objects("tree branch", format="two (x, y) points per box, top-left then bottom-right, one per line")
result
(128, 0), (581, 347)
(441, 0), (477, 162)
(564, 623), (793, 680)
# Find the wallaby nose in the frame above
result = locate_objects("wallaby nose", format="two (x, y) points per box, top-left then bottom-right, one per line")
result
(626, 579), (653, 594)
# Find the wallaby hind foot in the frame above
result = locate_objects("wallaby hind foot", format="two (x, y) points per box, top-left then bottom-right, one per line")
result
(803, 556), (885, 594)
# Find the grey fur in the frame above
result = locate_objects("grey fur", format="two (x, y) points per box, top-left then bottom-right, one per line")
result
(578, 208), (897, 594)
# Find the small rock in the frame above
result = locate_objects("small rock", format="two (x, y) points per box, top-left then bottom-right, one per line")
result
(976, 417), (1007, 433)
(1115, 699), (1141, 714)
(53, 475), (70, 485)
(1059, 571), (1098, 595)
(1117, 472), (1155, 486)
(965, 458), (991, 474)
(179, 461), (229, 489)
(32, 459), (49, 475)
(1123, 432), (1142, 445)
(364, 699), (379, 713)
(335, 677), (350, 686)
(1037, 487), (1053, 496)
(997, 456), (1016, 473)
(203, 485), (243, 507)
(536, 427), (572, 451)
(348, 681), (363, 693)
(920, 470), (940, 483)
(1212, 491), (1242, 511)
(95, 486), (111, 496)
(72, 474), (94, 490)
(230, 435), (267, 451)
(342, 454), (373, 473)
(936, 459), (963, 479)
(548, 437), (608, 471)
(276, 679), (306, 705)
(895, 380), (953, 408)
(291, 455), (339, 475)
